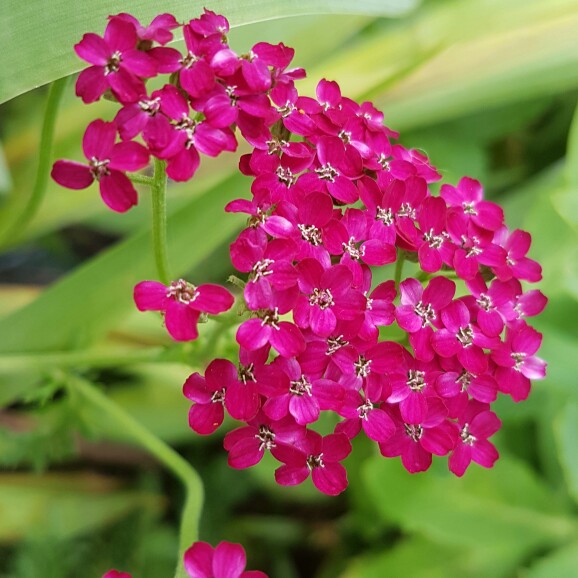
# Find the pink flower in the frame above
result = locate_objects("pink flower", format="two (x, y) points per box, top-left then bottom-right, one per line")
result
(379, 400), (456, 473)
(395, 276), (456, 334)
(184, 356), (262, 435)
(493, 227), (542, 283)
(112, 13), (180, 46)
(224, 412), (305, 469)
(492, 321), (546, 401)
(51, 120), (149, 212)
(184, 541), (268, 578)
(134, 279), (234, 341)
(75, 17), (157, 103)
(236, 310), (305, 358)
(272, 430), (352, 495)
(103, 572), (132, 578)
(293, 260), (365, 337)
(336, 376), (395, 442)
(441, 177), (504, 231)
(449, 400), (501, 476)
(431, 300), (495, 374)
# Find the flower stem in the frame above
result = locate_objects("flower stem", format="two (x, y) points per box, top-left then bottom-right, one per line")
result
(66, 373), (203, 578)
(151, 158), (171, 285)
(394, 250), (405, 288)
(128, 173), (155, 186)
(0, 77), (67, 246)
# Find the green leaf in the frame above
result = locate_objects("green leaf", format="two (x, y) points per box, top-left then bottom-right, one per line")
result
(0, 472), (162, 541)
(362, 456), (575, 553)
(525, 542), (578, 578)
(375, 2), (578, 130)
(0, 0), (419, 105)
(554, 403), (578, 505)
(342, 536), (522, 578)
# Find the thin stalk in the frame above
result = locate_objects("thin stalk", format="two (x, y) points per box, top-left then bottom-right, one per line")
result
(151, 158), (171, 284)
(394, 250), (405, 288)
(0, 77), (67, 245)
(66, 374), (203, 577)
(128, 173), (155, 186)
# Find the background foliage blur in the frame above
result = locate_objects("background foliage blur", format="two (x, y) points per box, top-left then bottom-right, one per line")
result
(1, 0), (578, 576)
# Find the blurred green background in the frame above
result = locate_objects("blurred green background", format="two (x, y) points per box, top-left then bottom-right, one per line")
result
(1, 0), (578, 576)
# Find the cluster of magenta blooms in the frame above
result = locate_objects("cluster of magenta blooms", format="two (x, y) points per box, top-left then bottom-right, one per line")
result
(50, 9), (547, 577)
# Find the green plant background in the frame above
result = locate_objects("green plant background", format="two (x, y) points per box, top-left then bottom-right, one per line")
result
(1, 0), (578, 576)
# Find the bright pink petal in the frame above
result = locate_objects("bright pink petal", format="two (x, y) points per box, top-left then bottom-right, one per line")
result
(122, 49), (158, 78)
(109, 141), (149, 172)
(108, 68), (145, 103)
(99, 171), (138, 212)
(400, 393), (428, 425)
(83, 119), (116, 160)
(213, 542), (246, 578)
(133, 280), (168, 311)
(423, 276), (456, 309)
(432, 329), (460, 357)
(75, 66), (109, 103)
(289, 394), (319, 425)
(237, 319), (270, 351)
(322, 433), (352, 462)
(470, 411), (501, 438)
(449, 443), (472, 477)
(104, 17), (137, 51)
(189, 402), (224, 435)
(75, 33), (110, 65)
(165, 300), (200, 341)
(472, 439), (499, 468)
(312, 463), (348, 496)
(310, 306), (336, 337)
(270, 322), (305, 357)
(194, 284), (234, 314)
(51, 160), (93, 190)
(363, 410), (395, 442)
(228, 437), (264, 469)
(166, 148), (201, 182)
(275, 464), (309, 486)
(184, 542), (214, 578)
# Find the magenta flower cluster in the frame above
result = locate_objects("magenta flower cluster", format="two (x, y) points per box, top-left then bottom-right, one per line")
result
(52, 9), (547, 499)
(51, 9), (304, 212)
(103, 539), (267, 578)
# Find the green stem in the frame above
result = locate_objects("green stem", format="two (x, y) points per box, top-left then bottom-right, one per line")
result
(0, 77), (67, 245)
(66, 374), (203, 577)
(394, 250), (405, 288)
(128, 173), (155, 186)
(151, 158), (171, 285)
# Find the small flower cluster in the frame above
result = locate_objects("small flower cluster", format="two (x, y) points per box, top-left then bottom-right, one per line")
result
(52, 9), (304, 212)
(183, 72), (547, 493)
(103, 539), (267, 578)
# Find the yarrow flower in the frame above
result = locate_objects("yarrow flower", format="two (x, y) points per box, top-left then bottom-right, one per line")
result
(54, 9), (547, 498)
(134, 279), (234, 341)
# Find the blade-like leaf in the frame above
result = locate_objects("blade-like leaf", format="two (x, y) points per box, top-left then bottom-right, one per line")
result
(0, 0), (419, 105)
